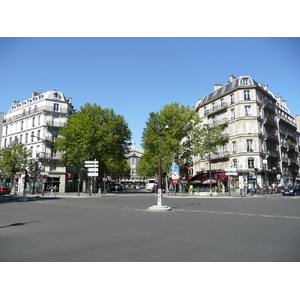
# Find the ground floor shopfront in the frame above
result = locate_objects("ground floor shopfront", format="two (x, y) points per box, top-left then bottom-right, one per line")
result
(189, 169), (291, 192)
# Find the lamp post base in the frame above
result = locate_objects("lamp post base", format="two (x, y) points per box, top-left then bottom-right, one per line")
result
(148, 205), (172, 211)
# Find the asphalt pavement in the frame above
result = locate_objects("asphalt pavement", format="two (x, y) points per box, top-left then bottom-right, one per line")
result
(1, 188), (299, 262)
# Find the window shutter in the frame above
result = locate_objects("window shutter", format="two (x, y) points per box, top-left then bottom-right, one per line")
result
(241, 90), (245, 100)
(254, 139), (257, 152)
(244, 140), (247, 152)
(254, 157), (258, 168)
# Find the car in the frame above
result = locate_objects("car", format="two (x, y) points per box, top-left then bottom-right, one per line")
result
(155, 184), (166, 193)
(282, 185), (300, 196)
(0, 187), (11, 195)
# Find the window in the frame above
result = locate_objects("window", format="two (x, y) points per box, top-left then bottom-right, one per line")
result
(4, 138), (7, 147)
(231, 109), (235, 120)
(245, 105), (252, 116)
(245, 122), (253, 133)
(242, 78), (249, 86)
(32, 117), (35, 127)
(51, 147), (57, 158)
(25, 133), (28, 143)
(5, 126), (8, 134)
(53, 103), (59, 111)
(31, 132), (34, 142)
(38, 115), (41, 125)
(21, 121), (24, 130)
(37, 130), (40, 139)
(248, 158), (254, 168)
(232, 141), (237, 153)
(20, 134), (23, 143)
(233, 159), (237, 168)
(244, 90), (250, 100)
(246, 139), (254, 152)
(51, 130), (59, 141)
(230, 94), (235, 104)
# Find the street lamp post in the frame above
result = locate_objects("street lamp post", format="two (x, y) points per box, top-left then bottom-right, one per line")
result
(149, 125), (172, 211)
(31, 134), (49, 196)
(204, 124), (212, 197)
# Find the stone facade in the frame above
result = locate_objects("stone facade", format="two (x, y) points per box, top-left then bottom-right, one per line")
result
(1, 90), (76, 193)
(192, 75), (299, 190)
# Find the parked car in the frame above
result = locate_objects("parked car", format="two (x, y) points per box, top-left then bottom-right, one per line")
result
(282, 185), (300, 196)
(0, 187), (11, 195)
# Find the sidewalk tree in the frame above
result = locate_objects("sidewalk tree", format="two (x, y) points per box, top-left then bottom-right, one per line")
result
(137, 102), (226, 182)
(55, 102), (131, 178)
(0, 137), (30, 191)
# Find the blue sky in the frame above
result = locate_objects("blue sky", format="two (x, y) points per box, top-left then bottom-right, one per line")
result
(1, 37), (300, 149)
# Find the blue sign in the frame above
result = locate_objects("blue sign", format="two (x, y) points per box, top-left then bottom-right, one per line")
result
(172, 166), (179, 172)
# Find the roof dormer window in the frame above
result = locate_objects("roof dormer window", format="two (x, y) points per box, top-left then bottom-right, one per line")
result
(242, 78), (249, 86)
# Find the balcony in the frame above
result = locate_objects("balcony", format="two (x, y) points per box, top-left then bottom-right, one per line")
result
(263, 116), (277, 127)
(264, 132), (279, 143)
(262, 99), (276, 112)
(209, 118), (228, 128)
(204, 102), (228, 116)
(46, 121), (66, 128)
(279, 115), (297, 128)
(266, 150), (280, 158)
(36, 152), (63, 160)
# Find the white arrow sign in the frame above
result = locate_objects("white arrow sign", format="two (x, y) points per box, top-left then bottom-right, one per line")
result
(88, 172), (98, 177)
(84, 161), (99, 168)
(88, 168), (99, 172)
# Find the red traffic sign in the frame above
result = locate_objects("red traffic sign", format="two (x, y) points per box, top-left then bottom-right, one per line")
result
(173, 179), (178, 184)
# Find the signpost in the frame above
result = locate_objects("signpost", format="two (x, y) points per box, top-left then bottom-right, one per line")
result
(85, 160), (99, 195)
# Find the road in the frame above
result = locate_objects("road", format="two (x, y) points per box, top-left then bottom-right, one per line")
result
(0, 188), (300, 261)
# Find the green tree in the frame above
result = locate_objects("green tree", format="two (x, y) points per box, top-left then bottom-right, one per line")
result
(137, 103), (202, 178)
(137, 102), (226, 183)
(55, 102), (132, 178)
(0, 138), (30, 192)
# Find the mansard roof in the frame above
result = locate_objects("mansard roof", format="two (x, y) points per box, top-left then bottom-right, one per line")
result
(194, 75), (275, 111)
(8, 89), (74, 114)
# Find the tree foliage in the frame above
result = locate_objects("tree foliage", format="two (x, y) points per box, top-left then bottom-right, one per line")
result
(0, 137), (30, 185)
(55, 103), (131, 178)
(137, 103), (202, 178)
(137, 102), (226, 179)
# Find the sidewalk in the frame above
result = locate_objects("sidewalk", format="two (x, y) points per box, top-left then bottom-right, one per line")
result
(0, 191), (114, 202)
(0, 190), (268, 202)
(166, 191), (243, 198)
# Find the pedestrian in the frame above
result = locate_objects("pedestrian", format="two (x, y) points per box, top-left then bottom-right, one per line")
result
(50, 185), (53, 194)
(169, 183), (173, 195)
(115, 184), (118, 193)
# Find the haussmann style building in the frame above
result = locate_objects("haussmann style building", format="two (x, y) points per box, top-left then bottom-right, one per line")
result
(1, 90), (77, 193)
(191, 75), (299, 192)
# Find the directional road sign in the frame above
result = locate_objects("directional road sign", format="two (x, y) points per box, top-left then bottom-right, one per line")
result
(88, 173), (98, 177)
(172, 166), (179, 173)
(87, 168), (99, 172)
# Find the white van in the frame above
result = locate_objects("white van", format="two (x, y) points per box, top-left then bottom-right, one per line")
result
(146, 179), (156, 191)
